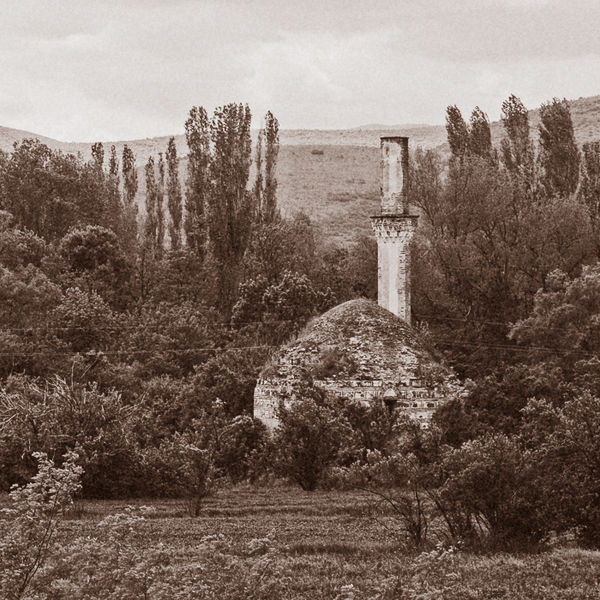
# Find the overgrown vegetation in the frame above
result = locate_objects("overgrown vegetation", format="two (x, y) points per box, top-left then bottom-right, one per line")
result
(2, 95), (600, 594)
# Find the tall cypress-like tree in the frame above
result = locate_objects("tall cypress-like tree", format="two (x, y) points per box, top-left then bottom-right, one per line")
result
(121, 144), (138, 248)
(538, 98), (580, 197)
(578, 141), (600, 253)
(91, 142), (104, 172)
(144, 155), (158, 253)
(500, 95), (536, 200)
(166, 137), (183, 250)
(106, 145), (122, 235)
(501, 95), (532, 173)
(468, 107), (494, 161)
(156, 152), (165, 257)
(122, 145), (138, 206)
(446, 105), (469, 160)
(262, 111), (280, 223)
(253, 128), (264, 220)
(184, 106), (210, 259)
(207, 103), (253, 312)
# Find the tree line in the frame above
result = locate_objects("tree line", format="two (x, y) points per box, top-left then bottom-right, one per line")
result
(2, 95), (600, 552)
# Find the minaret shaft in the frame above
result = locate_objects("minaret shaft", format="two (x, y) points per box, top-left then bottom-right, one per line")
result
(370, 137), (418, 323)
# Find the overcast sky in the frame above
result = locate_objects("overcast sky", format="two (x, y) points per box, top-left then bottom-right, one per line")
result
(1, 0), (599, 141)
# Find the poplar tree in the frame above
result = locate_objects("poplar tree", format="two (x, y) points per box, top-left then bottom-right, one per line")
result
(253, 129), (264, 220)
(106, 145), (122, 235)
(468, 107), (494, 161)
(538, 98), (580, 197)
(262, 111), (280, 223)
(91, 142), (104, 172)
(500, 95), (533, 174)
(122, 145), (138, 206)
(166, 137), (183, 250)
(156, 152), (165, 257)
(207, 103), (253, 312)
(121, 144), (138, 248)
(184, 106), (210, 259)
(144, 155), (158, 253)
(500, 95), (536, 201)
(446, 105), (469, 160)
(578, 141), (600, 253)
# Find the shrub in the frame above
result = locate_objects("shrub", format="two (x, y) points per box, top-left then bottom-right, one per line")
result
(0, 376), (142, 497)
(0, 451), (82, 600)
(274, 384), (349, 491)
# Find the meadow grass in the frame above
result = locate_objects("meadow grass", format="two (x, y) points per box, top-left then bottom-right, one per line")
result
(47, 486), (600, 599)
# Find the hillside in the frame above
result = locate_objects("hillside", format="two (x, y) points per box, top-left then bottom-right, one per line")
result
(2, 95), (600, 245)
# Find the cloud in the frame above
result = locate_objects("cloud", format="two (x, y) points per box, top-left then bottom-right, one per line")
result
(0, 0), (598, 139)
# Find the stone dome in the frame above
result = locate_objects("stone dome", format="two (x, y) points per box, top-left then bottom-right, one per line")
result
(254, 298), (458, 430)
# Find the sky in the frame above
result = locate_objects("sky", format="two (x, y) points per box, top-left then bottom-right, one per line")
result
(1, 0), (599, 141)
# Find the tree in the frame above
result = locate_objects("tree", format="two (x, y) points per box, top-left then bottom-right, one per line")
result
(207, 103), (254, 313)
(120, 301), (227, 378)
(166, 137), (183, 250)
(538, 97), (580, 197)
(500, 94), (535, 194)
(0, 451), (82, 600)
(58, 225), (132, 308)
(144, 155), (158, 254)
(274, 384), (347, 491)
(522, 393), (600, 547)
(439, 434), (549, 550)
(445, 105), (469, 160)
(121, 144), (138, 248)
(52, 287), (117, 354)
(468, 107), (494, 161)
(156, 152), (165, 256)
(262, 110), (280, 223)
(184, 106), (210, 259)
(509, 265), (600, 378)
(578, 141), (600, 253)
(106, 145), (122, 235)
(216, 415), (269, 483)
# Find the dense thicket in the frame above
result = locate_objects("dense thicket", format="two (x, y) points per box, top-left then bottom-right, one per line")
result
(2, 96), (600, 551)
(0, 104), (375, 498)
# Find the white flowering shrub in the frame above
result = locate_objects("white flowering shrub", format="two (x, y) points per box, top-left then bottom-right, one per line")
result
(0, 451), (82, 600)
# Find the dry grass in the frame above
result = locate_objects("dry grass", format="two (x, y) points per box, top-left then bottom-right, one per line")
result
(46, 486), (600, 599)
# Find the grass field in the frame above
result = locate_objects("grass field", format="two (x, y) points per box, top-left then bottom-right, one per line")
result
(47, 486), (600, 599)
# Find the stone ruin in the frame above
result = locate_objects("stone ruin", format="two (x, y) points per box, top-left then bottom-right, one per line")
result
(253, 136), (459, 430)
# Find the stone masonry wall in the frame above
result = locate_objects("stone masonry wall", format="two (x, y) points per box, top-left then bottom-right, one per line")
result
(254, 376), (446, 431)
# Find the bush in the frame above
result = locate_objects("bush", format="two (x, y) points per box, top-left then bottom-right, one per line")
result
(0, 451), (82, 600)
(274, 385), (349, 491)
(0, 376), (143, 497)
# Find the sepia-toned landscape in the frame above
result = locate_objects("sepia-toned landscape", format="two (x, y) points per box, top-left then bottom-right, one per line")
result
(2, 1), (600, 598)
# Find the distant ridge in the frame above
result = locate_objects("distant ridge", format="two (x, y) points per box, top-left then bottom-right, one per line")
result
(3, 94), (600, 160)
(2, 94), (600, 245)
(352, 123), (432, 130)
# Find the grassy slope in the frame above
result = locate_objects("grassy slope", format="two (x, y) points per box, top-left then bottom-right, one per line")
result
(61, 488), (600, 599)
(2, 95), (600, 245)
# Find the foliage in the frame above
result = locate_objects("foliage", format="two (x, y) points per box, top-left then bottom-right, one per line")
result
(166, 136), (183, 249)
(0, 451), (82, 600)
(538, 97), (580, 197)
(58, 225), (132, 308)
(215, 415), (270, 483)
(0, 376), (141, 497)
(143, 433), (217, 516)
(274, 384), (349, 491)
(522, 392), (600, 547)
(509, 265), (600, 377)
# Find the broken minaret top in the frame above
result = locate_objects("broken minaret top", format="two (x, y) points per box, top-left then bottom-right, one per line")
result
(380, 136), (409, 215)
(370, 136), (418, 323)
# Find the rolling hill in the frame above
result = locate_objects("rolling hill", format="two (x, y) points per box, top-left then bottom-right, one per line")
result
(2, 95), (600, 245)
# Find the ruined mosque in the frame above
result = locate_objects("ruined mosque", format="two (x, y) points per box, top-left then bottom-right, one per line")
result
(254, 137), (458, 430)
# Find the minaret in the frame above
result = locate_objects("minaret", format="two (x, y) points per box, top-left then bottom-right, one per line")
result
(370, 137), (418, 323)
